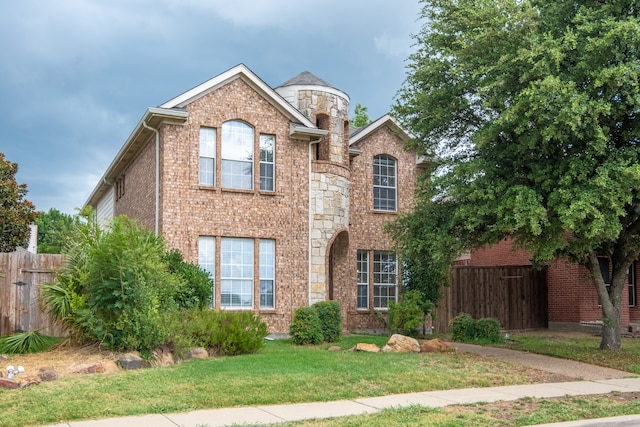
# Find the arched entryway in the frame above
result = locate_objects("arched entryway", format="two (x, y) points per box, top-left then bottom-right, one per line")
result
(327, 230), (349, 301)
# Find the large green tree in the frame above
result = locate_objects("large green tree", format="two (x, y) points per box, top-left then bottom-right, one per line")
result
(34, 208), (78, 253)
(0, 153), (38, 252)
(392, 0), (640, 350)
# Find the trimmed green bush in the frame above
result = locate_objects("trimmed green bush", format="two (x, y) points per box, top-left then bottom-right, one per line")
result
(475, 317), (502, 343)
(451, 312), (476, 341)
(388, 290), (424, 336)
(313, 301), (342, 342)
(164, 309), (268, 357)
(289, 306), (323, 345)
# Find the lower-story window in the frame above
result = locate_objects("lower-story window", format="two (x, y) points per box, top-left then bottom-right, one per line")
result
(260, 239), (275, 309)
(198, 236), (276, 310)
(374, 251), (397, 309)
(198, 236), (216, 307)
(221, 238), (254, 309)
(356, 249), (398, 309)
(357, 250), (369, 309)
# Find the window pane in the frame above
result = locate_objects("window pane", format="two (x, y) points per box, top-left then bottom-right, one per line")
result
(221, 238), (253, 309)
(260, 134), (275, 192)
(199, 128), (216, 186)
(260, 239), (275, 309)
(373, 155), (397, 211)
(222, 121), (253, 190)
(373, 251), (397, 309)
(357, 250), (369, 309)
(198, 236), (215, 308)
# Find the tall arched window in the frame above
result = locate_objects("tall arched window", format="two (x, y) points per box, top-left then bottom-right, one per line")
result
(373, 155), (397, 211)
(222, 121), (254, 190)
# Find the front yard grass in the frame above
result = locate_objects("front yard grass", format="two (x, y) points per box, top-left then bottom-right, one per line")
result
(1, 335), (559, 427)
(500, 331), (640, 373)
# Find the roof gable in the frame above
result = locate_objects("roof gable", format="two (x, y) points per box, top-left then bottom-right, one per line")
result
(349, 114), (412, 146)
(160, 64), (315, 128)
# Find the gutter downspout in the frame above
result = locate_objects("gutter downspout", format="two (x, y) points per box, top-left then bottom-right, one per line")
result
(142, 121), (160, 236)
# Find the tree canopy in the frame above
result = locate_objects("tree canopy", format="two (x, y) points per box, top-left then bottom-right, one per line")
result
(0, 153), (38, 252)
(34, 208), (78, 253)
(351, 103), (372, 127)
(391, 0), (640, 349)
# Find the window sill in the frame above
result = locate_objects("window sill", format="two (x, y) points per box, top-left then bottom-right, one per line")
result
(372, 209), (398, 215)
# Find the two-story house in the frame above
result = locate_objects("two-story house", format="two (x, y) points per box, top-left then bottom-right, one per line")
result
(85, 64), (422, 333)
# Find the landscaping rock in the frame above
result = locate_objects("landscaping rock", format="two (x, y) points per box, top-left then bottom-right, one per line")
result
(327, 346), (342, 352)
(382, 334), (420, 353)
(19, 375), (41, 388)
(118, 353), (151, 370)
(99, 361), (120, 373)
(0, 378), (19, 389)
(420, 338), (454, 353)
(66, 362), (102, 374)
(185, 347), (209, 359)
(38, 367), (59, 382)
(154, 346), (175, 366)
(353, 343), (380, 353)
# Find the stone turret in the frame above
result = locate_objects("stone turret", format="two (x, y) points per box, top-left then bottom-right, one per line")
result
(276, 73), (351, 304)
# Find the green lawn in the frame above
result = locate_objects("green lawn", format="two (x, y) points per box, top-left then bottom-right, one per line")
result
(0, 335), (556, 427)
(2, 332), (640, 427)
(499, 331), (640, 374)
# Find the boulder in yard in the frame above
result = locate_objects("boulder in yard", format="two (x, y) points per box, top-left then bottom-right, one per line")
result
(0, 378), (19, 389)
(185, 347), (209, 359)
(38, 367), (59, 382)
(353, 343), (380, 353)
(420, 338), (454, 353)
(118, 353), (151, 370)
(382, 334), (420, 353)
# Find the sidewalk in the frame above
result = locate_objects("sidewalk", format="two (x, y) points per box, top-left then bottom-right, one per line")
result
(43, 344), (640, 427)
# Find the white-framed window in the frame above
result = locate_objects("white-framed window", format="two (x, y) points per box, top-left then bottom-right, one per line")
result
(199, 128), (216, 186)
(260, 239), (275, 308)
(222, 121), (254, 190)
(198, 236), (216, 307)
(221, 237), (254, 309)
(630, 263), (636, 307)
(259, 134), (275, 192)
(357, 250), (369, 309)
(373, 155), (397, 211)
(373, 251), (397, 309)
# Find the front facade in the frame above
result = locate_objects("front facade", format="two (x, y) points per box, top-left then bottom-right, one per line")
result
(86, 64), (422, 333)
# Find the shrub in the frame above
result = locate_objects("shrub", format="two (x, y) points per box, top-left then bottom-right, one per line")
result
(475, 317), (502, 343)
(451, 312), (476, 341)
(289, 306), (323, 345)
(388, 290), (424, 336)
(163, 249), (213, 310)
(164, 309), (268, 357)
(313, 301), (342, 342)
(0, 331), (60, 354)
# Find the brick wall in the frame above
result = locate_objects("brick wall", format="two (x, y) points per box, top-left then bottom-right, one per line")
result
(347, 124), (420, 330)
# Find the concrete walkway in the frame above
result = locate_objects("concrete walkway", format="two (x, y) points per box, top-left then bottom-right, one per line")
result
(43, 344), (640, 427)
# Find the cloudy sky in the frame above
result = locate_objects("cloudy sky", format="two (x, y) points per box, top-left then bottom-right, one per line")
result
(1, 0), (423, 215)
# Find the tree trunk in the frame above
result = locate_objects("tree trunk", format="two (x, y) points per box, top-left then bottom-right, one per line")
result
(599, 306), (622, 350)
(588, 252), (623, 350)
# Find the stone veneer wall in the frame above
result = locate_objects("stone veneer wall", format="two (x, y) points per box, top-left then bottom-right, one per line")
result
(309, 162), (350, 304)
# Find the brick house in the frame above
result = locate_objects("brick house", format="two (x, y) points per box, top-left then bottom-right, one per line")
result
(85, 64), (423, 334)
(462, 239), (640, 332)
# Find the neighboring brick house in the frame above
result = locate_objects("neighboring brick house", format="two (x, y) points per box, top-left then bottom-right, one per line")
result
(462, 239), (640, 332)
(85, 64), (423, 333)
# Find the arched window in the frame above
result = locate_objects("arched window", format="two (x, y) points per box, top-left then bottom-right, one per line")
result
(222, 121), (254, 190)
(373, 155), (397, 211)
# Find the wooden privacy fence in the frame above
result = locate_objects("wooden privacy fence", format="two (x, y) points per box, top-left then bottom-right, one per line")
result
(0, 250), (66, 337)
(433, 265), (548, 333)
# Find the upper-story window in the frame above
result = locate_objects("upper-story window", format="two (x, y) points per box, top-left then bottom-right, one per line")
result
(260, 134), (275, 192)
(222, 121), (254, 190)
(373, 155), (397, 211)
(199, 128), (216, 186)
